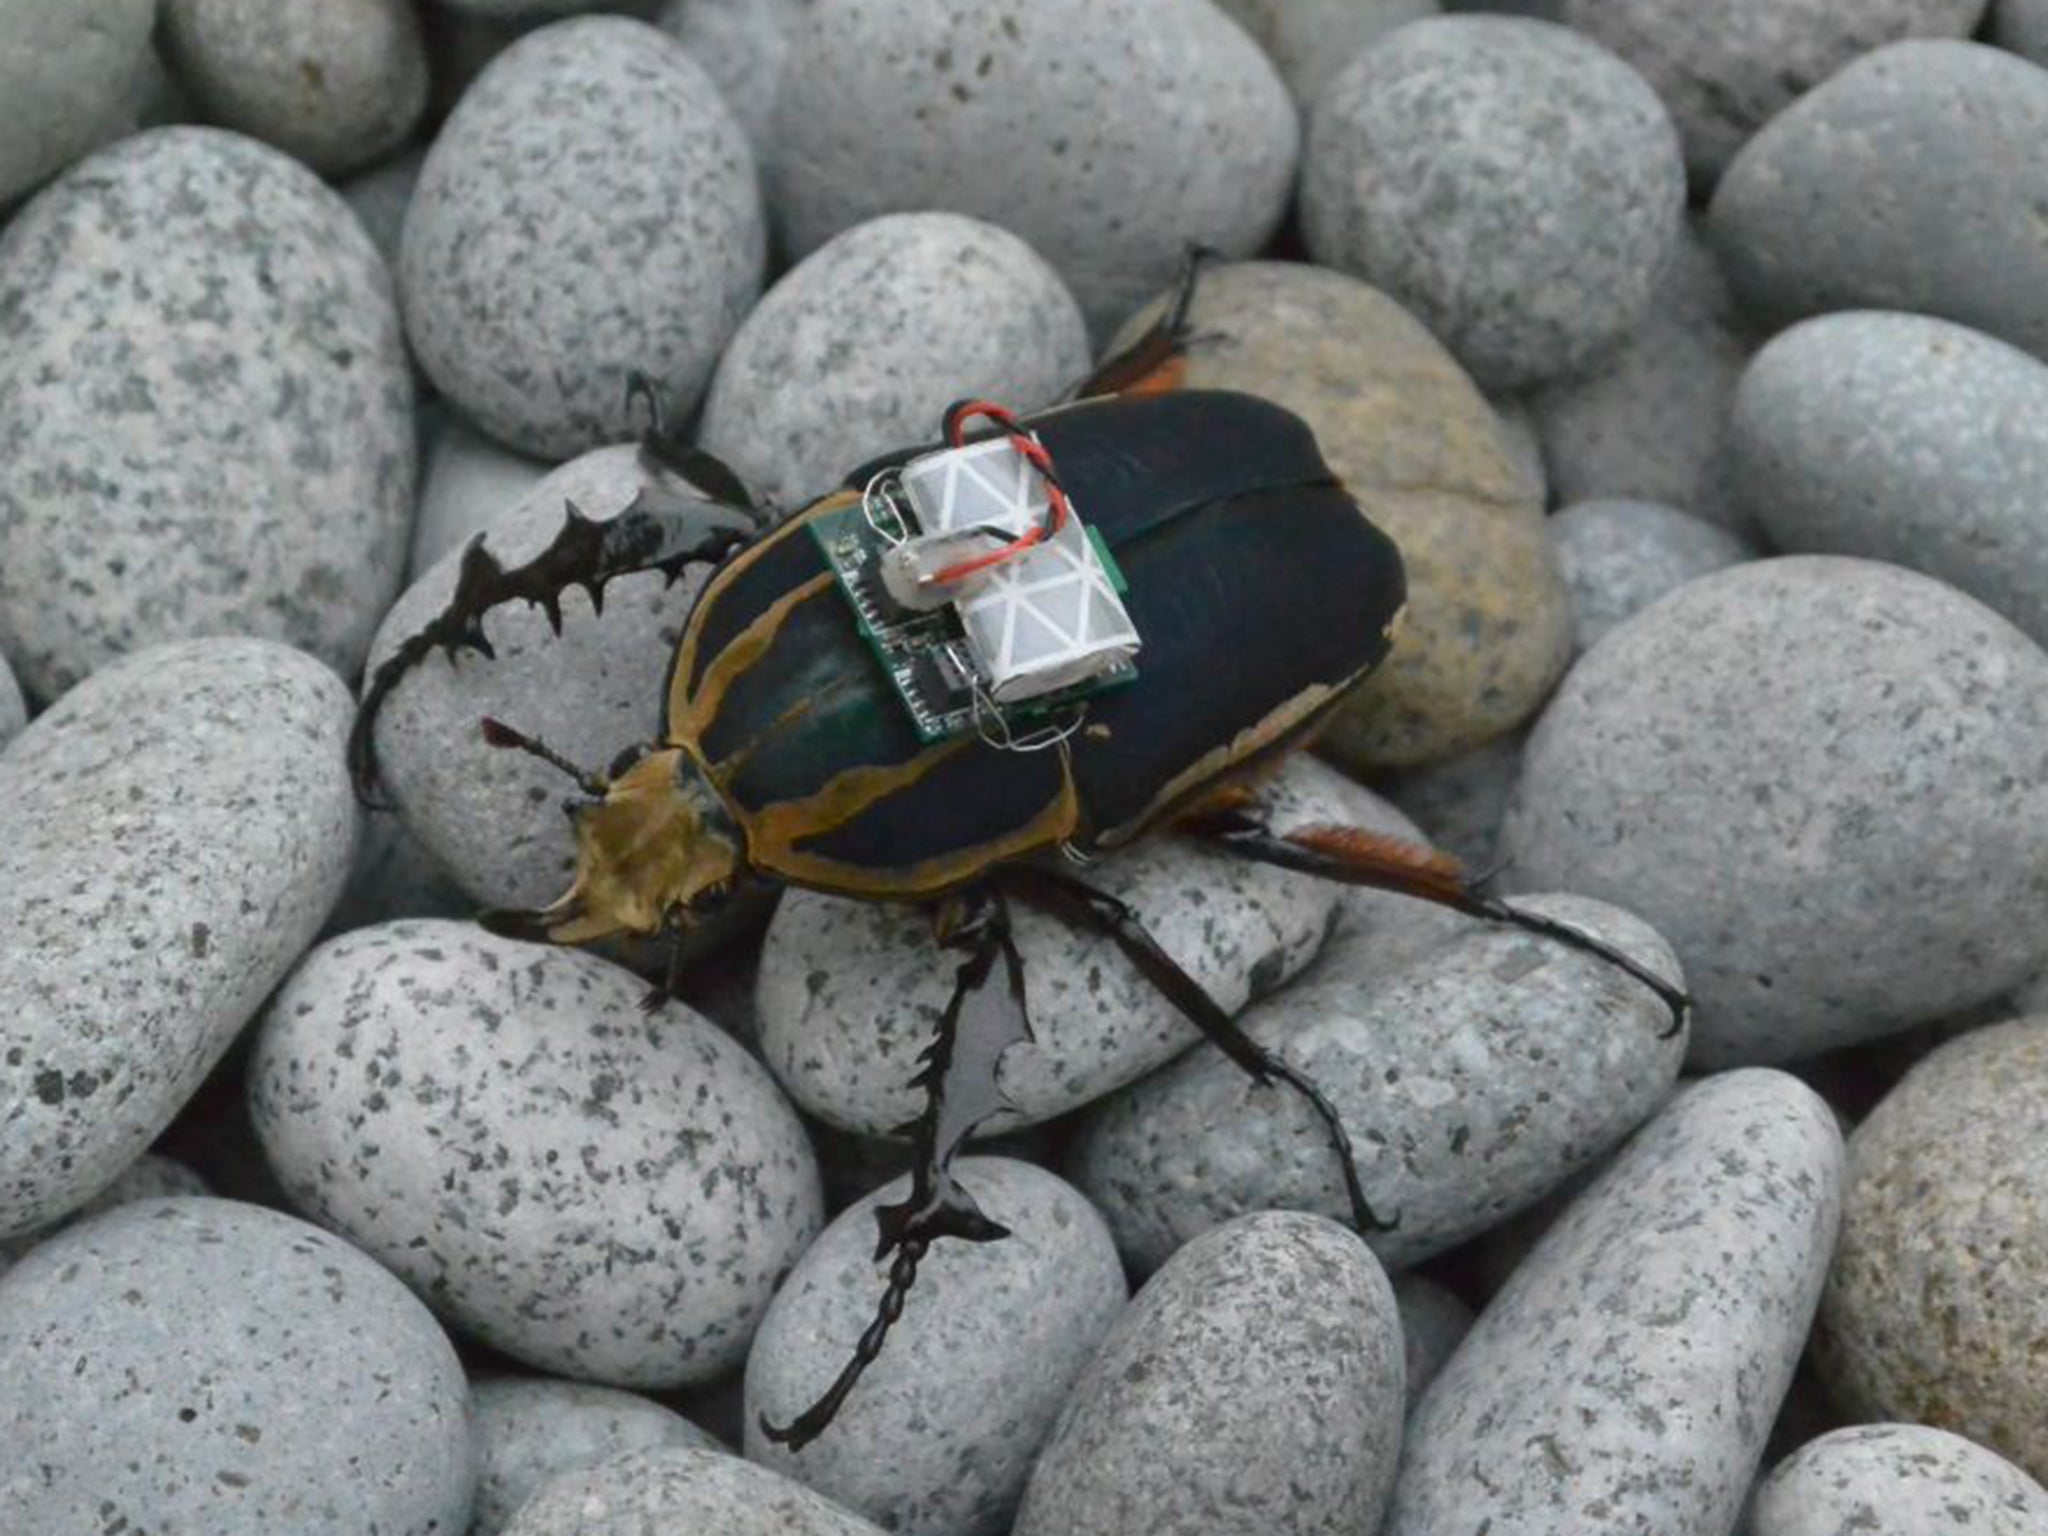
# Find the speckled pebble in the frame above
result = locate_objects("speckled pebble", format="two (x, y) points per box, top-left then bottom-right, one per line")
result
(0, 0), (156, 202)
(1303, 16), (1685, 391)
(470, 1375), (718, 1536)
(0, 639), (356, 1240)
(1013, 1212), (1403, 1536)
(1211, 0), (1439, 108)
(1549, 498), (1755, 655)
(699, 212), (1088, 510)
(1392, 1271), (1474, 1412)
(402, 16), (764, 457)
(161, 0), (429, 176)
(1817, 1019), (2048, 1483)
(770, 0), (1296, 336)
(1071, 893), (1686, 1273)
(0, 1151), (209, 1277)
(1749, 1423), (2048, 1536)
(1502, 558), (2048, 1068)
(0, 127), (414, 701)
(504, 1446), (888, 1536)
(409, 409), (551, 578)
(745, 1158), (1126, 1536)
(757, 753), (1356, 1139)
(250, 919), (822, 1387)
(1387, 1070), (1843, 1536)
(0, 1197), (473, 1535)
(658, 0), (807, 152)
(0, 651), (24, 748)
(1729, 312), (2048, 649)
(1711, 42), (2048, 362)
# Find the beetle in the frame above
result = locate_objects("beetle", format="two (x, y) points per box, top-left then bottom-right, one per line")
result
(349, 256), (1686, 1449)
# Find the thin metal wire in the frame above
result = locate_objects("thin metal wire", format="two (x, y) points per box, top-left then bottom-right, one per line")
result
(861, 468), (910, 546)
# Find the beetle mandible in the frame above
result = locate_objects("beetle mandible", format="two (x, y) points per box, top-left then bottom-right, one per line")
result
(349, 255), (1687, 1449)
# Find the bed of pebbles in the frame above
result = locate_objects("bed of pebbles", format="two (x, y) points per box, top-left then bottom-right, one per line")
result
(4, 2), (2048, 1534)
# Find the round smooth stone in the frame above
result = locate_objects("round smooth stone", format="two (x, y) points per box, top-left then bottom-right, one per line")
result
(504, 1446), (887, 1536)
(0, 127), (414, 701)
(1729, 313), (2048, 649)
(1549, 498), (1755, 656)
(1529, 217), (1757, 529)
(160, 0), (429, 176)
(1392, 1271), (1474, 1412)
(1502, 557), (2048, 1068)
(769, 0), (1296, 337)
(471, 1375), (718, 1536)
(1070, 893), (1686, 1273)
(1303, 16), (1685, 392)
(339, 145), (425, 274)
(1750, 1423), (2048, 1536)
(1565, 0), (1987, 188)
(0, 1151), (209, 1276)
(657, 0), (807, 151)
(1387, 1070), (1842, 1536)
(0, 0), (156, 203)
(1711, 42), (2048, 362)
(1013, 1211), (1404, 1536)
(698, 211), (1088, 511)
(0, 651), (24, 747)
(0, 639), (356, 1239)
(408, 409), (550, 578)
(756, 753), (1356, 1140)
(401, 16), (763, 457)
(1994, 0), (2048, 62)
(1210, 0), (1439, 108)
(1109, 259), (1571, 770)
(745, 1158), (1127, 1536)
(0, 1197), (473, 1536)
(251, 919), (821, 1388)
(1817, 1019), (2048, 1482)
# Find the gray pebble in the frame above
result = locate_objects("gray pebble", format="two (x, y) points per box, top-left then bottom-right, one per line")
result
(1817, 1018), (2048, 1482)
(769, 0), (1297, 337)
(0, 1151), (209, 1277)
(1549, 498), (1755, 656)
(470, 1374), (718, 1536)
(0, 1196), (473, 1535)
(161, 0), (430, 176)
(1565, 0), (1988, 188)
(1489, 392), (1548, 506)
(1070, 893), (1686, 1273)
(504, 1446), (887, 1536)
(1710, 42), (2048, 362)
(698, 211), (1088, 511)
(0, 639), (356, 1239)
(1730, 312), (2048, 650)
(1013, 1212), (1404, 1536)
(0, 0), (156, 203)
(409, 408), (551, 578)
(251, 918), (822, 1387)
(1302, 16), (1685, 391)
(0, 650), (23, 747)
(1503, 558), (2048, 1068)
(402, 16), (764, 457)
(1750, 1423), (2048, 1536)
(341, 144), (427, 274)
(658, 0), (807, 151)
(1387, 1070), (1843, 1536)
(1994, 0), (2048, 63)
(0, 127), (414, 700)
(1392, 1271), (1474, 1412)
(745, 1157), (1127, 1536)
(1210, 0), (1440, 109)
(320, 806), (473, 938)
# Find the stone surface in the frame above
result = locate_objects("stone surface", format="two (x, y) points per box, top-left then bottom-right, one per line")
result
(1817, 1019), (2048, 1483)
(1489, 392), (1548, 506)
(1994, 0), (2048, 63)
(340, 145), (425, 274)
(1710, 42), (2048, 363)
(1393, 1272), (1474, 1412)
(402, 17), (763, 457)
(251, 919), (822, 1388)
(1566, 0), (1988, 187)
(1110, 259), (1571, 770)
(0, 1197), (473, 1535)
(745, 1158), (1126, 1536)
(471, 1375), (718, 1536)
(161, 0), (430, 176)
(1387, 1071), (1842, 1536)
(1071, 893), (1685, 1273)
(1211, 0), (1439, 108)
(0, 0), (156, 203)
(319, 806), (473, 938)
(409, 408), (551, 578)
(658, 0), (807, 151)
(503, 1447), (888, 1536)
(1729, 312), (2048, 650)
(1013, 1212), (1404, 1536)
(0, 639), (356, 1239)
(1503, 558), (2048, 1068)
(1549, 498), (1754, 656)
(0, 1151), (209, 1276)
(769, 0), (1297, 336)
(0, 651), (23, 747)
(698, 211), (1088, 511)
(1303, 16), (1685, 391)
(0, 127), (414, 701)
(1748, 1423), (2048, 1536)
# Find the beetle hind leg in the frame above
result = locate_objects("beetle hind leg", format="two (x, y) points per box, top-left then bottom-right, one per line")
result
(1070, 243), (1218, 400)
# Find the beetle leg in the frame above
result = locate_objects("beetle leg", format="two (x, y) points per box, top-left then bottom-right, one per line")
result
(626, 371), (768, 521)
(758, 888), (1029, 1451)
(348, 492), (756, 804)
(1071, 242), (1218, 399)
(997, 862), (1396, 1238)
(1181, 807), (1692, 1036)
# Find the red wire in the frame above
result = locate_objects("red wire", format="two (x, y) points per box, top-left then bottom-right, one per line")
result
(932, 400), (1071, 585)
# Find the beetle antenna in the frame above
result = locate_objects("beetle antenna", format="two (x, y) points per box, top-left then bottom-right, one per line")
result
(479, 717), (608, 797)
